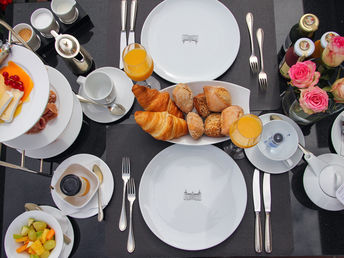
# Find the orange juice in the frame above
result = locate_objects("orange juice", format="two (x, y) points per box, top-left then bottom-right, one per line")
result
(229, 114), (262, 148)
(123, 47), (154, 81)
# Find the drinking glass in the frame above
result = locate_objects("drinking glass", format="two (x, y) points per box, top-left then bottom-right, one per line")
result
(225, 114), (263, 159)
(122, 43), (160, 89)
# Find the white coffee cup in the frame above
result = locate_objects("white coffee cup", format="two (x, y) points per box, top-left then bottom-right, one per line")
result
(30, 8), (60, 38)
(51, 0), (79, 25)
(12, 23), (41, 51)
(77, 71), (116, 105)
(257, 120), (299, 166)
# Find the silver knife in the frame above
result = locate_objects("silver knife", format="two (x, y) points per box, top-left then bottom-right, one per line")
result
(119, 0), (127, 69)
(263, 173), (272, 253)
(253, 168), (262, 253)
(128, 0), (137, 45)
(340, 115), (344, 156)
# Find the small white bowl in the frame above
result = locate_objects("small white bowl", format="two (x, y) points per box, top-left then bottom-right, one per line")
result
(4, 210), (64, 258)
(53, 163), (99, 209)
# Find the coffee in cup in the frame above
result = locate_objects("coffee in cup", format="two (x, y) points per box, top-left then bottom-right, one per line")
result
(257, 120), (299, 166)
(12, 23), (41, 51)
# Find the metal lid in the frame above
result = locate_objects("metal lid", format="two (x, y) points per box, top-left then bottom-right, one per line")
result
(60, 174), (81, 196)
(321, 31), (339, 49)
(294, 38), (315, 57)
(55, 34), (80, 59)
(299, 14), (319, 33)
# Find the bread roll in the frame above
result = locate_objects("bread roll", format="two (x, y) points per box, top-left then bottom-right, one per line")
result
(221, 105), (244, 136)
(203, 86), (232, 112)
(186, 112), (204, 140)
(204, 113), (222, 137)
(132, 84), (183, 118)
(172, 83), (193, 113)
(134, 111), (188, 140)
(193, 93), (210, 118)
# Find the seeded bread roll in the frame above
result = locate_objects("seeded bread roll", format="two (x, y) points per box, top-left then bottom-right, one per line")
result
(186, 112), (204, 140)
(172, 83), (193, 113)
(221, 105), (244, 136)
(203, 86), (232, 112)
(204, 113), (222, 137)
(193, 93), (210, 118)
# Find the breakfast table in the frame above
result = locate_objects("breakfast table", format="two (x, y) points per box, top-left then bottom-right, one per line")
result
(1, 0), (344, 257)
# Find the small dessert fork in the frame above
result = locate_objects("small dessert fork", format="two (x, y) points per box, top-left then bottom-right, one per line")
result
(246, 12), (258, 73)
(257, 28), (268, 90)
(127, 178), (136, 253)
(119, 157), (130, 231)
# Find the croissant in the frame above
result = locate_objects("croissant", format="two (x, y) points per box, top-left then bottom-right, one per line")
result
(132, 84), (183, 118)
(135, 111), (188, 140)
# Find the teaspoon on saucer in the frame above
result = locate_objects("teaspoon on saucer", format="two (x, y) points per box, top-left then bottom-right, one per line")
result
(76, 94), (126, 116)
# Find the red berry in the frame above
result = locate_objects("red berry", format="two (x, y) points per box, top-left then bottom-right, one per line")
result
(13, 75), (20, 81)
(17, 84), (24, 91)
(9, 80), (16, 88)
(2, 71), (8, 78)
(4, 79), (9, 85)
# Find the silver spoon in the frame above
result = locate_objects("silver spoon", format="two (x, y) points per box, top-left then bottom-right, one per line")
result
(92, 164), (104, 222)
(24, 203), (72, 244)
(76, 94), (126, 116)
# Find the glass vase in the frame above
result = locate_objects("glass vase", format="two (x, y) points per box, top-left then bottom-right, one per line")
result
(282, 86), (344, 125)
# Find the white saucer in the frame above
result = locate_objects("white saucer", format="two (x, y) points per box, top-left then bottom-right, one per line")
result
(78, 67), (134, 123)
(303, 153), (344, 211)
(23, 94), (83, 159)
(4, 66), (74, 150)
(331, 110), (344, 155)
(40, 205), (74, 258)
(51, 154), (114, 219)
(245, 113), (305, 174)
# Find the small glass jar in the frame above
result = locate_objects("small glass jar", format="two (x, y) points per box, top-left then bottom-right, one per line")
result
(60, 174), (90, 197)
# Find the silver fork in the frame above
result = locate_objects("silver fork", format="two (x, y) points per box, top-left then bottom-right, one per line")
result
(127, 178), (136, 253)
(119, 157), (130, 231)
(257, 28), (268, 90)
(246, 12), (258, 73)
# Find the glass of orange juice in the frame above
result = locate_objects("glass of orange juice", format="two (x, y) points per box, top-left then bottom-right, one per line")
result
(122, 43), (160, 89)
(226, 114), (262, 159)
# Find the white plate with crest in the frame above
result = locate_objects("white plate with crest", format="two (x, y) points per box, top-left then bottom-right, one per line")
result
(139, 144), (247, 250)
(141, 0), (240, 83)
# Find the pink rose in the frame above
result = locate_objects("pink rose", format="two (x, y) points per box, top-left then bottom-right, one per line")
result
(331, 78), (344, 103)
(288, 61), (320, 88)
(328, 36), (344, 55)
(299, 86), (329, 114)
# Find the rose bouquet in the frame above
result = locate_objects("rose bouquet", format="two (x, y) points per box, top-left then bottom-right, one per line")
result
(282, 36), (344, 125)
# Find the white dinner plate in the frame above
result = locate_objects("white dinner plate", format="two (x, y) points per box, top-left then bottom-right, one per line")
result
(40, 205), (74, 258)
(161, 80), (250, 145)
(0, 45), (50, 142)
(23, 94), (82, 159)
(331, 110), (344, 155)
(78, 67), (134, 123)
(245, 113), (305, 174)
(51, 154), (114, 219)
(139, 144), (247, 250)
(141, 0), (240, 83)
(4, 66), (74, 150)
(303, 153), (344, 211)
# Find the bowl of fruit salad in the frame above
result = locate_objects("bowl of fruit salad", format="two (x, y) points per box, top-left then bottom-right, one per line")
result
(4, 210), (63, 258)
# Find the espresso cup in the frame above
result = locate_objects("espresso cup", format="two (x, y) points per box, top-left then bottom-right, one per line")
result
(257, 120), (299, 166)
(12, 23), (41, 51)
(77, 70), (116, 105)
(30, 8), (60, 38)
(51, 0), (79, 25)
